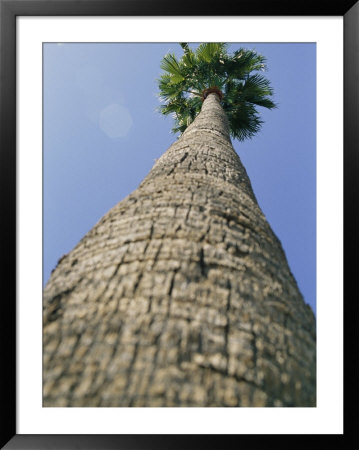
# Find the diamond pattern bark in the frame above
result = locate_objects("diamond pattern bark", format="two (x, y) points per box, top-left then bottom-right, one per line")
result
(43, 93), (316, 407)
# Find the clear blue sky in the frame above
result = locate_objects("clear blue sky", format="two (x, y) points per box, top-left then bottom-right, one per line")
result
(43, 42), (316, 314)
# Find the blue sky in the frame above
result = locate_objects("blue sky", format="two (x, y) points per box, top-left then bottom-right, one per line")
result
(43, 42), (316, 314)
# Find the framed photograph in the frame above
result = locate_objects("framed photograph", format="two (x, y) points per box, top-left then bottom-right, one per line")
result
(1, 0), (357, 448)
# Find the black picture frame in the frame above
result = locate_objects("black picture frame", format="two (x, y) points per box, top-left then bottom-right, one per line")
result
(1, 1), (357, 448)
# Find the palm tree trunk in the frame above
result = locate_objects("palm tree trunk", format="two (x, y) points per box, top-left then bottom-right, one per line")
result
(44, 93), (316, 407)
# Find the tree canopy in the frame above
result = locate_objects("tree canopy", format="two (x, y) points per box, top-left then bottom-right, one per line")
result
(158, 43), (276, 141)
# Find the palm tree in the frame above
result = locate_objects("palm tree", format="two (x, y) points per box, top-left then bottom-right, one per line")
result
(158, 43), (275, 139)
(43, 43), (316, 407)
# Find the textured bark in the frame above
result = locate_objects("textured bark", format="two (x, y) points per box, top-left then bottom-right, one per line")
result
(43, 93), (316, 407)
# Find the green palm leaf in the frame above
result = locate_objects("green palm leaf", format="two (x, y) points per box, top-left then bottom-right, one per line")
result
(160, 53), (185, 83)
(196, 43), (227, 63)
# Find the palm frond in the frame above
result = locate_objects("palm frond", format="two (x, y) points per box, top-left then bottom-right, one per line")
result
(160, 53), (185, 83)
(196, 43), (227, 63)
(180, 43), (190, 53)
